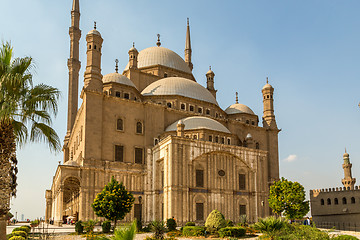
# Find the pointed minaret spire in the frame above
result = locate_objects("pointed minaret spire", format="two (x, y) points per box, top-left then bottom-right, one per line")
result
(236, 92), (239, 104)
(185, 18), (193, 71)
(342, 151), (356, 190)
(66, 0), (81, 140)
(262, 77), (277, 129)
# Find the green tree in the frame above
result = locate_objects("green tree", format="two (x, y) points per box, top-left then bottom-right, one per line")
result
(92, 176), (135, 229)
(0, 42), (60, 240)
(268, 177), (309, 220)
(205, 209), (226, 233)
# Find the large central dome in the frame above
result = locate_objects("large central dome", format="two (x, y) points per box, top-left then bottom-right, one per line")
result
(124, 47), (192, 74)
(141, 77), (219, 105)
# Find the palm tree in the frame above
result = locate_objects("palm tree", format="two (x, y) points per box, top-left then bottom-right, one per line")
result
(0, 42), (60, 239)
(98, 220), (137, 240)
(253, 216), (286, 240)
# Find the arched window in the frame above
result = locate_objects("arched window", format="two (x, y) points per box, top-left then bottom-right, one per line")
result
(327, 198), (331, 205)
(124, 93), (130, 99)
(246, 120), (250, 124)
(116, 118), (123, 131)
(221, 137), (225, 144)
(238, 140), (242, 147)
(206, 109), (210, 115)
(342, 197), (347, 205)
(167, 102), (172, 108)
(154, 139), (159, 145)
(351, 197), (355, 204)
(136, 122), (143, 134)
(227, 138), (231, 145)
(94, 45), (97, 50)
(193, 135), (197, 140)
(320, 199), (324, 205)
(208, 135), (212, 142)
(256, 143), (260, 149)
(189, 105), (194, 112)
(251, 121), (255, 125)
(198, 107), (203, 114)
(181, 103), (185, 110)
(215, 136), (219, 143)
(334, 198), (338, 205)
(164, 73), (168, 78)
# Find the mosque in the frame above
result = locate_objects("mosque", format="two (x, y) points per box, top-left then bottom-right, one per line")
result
(45, 0), (280, 225)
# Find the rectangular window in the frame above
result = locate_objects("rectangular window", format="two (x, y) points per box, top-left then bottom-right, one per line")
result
(240, 205), (246, 216)
(124, 93), (130, 99)
(196, 203), (204, 221)
(135, 148), (143, 164)
(239, 174), (246, 190)
(115, 91), (121, 97)
(161, 171), (164, 188)
(189, 105), (194, 111)
(134, 204), (142, 221)
(196, 170), (204, 187)
(115, 145), (124, 162)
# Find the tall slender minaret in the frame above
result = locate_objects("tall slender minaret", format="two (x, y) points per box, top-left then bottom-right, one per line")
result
(341, 150), (356, 190)
(262, 77), (277, 129)
(66, 0), (81, 138)
(185, 18), (193, 71)
(206, 66), (217, 98)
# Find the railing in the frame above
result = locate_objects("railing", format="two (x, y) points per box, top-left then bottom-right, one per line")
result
(315, 222), (360, 232)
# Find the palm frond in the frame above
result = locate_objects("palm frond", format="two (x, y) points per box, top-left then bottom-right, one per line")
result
(30, 122), (61, 152)
(11, 120), (28, 146)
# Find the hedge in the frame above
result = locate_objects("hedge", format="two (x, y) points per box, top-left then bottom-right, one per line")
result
(185, 222), (195, 226)
(9, 236), (25, 240)
(182, 226), (206, 236)
(11, 231), (27, 239)
(218, 227), (246, 238)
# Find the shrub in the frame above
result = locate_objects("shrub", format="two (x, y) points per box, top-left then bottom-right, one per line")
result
(141, 223), (152, 232)
(83, 219), (97, 234)
(332, 236), (359, 240)
(205, 210), (226, 233)
(11, 231), (27, 238)
(11, 228), (22, 232)
(185, 222), (195, 226)
(182, 226), (206, 237)
(151, 220), (166, 239)
(167, 230), (182, 237)
(166, 218), (177, 231)
(225, 220), (234, 227)
(218, 227), (246, 238)
(238, 215), (248, 227)
(75, 220), (84, 234)
(275, 224), (330, 240)
(102, 220), (112, 233)
(8, 236), (25, 240)
(19, 226), (31, 233)
(253, 216), (286, 240)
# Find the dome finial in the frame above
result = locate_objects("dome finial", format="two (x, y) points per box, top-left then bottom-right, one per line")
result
(209, 66), (211, 70)
(236, 92), (238, 104)
(94, 21), (97, 29)
(157, 34), (161, 47)
(266, 76), (269, 84)
(345, 147), (347, 153)
(133, 42), (135, 48)
(115, 59), (119, 73)
(187, 17), (189, 26)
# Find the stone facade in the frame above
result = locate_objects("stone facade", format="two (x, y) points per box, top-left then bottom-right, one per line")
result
(310, 152), (360, 230)
(45, 0), (280, 225)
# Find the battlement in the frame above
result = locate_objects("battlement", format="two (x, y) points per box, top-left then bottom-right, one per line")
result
(311, 186), (360, 197)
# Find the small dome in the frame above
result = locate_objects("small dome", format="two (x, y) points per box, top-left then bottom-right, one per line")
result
(64, 160), (78, 166)
(124, 47), (191, 74)
(343, 152), (349, 158)
(206, 69), (214, 75)
(177, 120), (184, 125)
(246, 133), (253, 140)
(141, 77), (218, 105)
(262, 83), (273, 90)
(225, 103), (255, 115)
(102, 72), (137, 89)
(166, 116), (231, 134)
(87, 29), (101, 36)
(129, 47), (138, 52)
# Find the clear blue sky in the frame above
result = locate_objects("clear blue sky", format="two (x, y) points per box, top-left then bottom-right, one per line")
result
(1, 0), (360, 220)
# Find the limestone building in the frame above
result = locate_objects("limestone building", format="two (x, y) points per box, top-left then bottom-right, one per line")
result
(45, 0), (280, 225)
(310, 151), (360, 230)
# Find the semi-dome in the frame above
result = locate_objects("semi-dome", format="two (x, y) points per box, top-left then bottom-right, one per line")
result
(166, 116), (231, 134)
(102, 72), (137, 89)
(124, 47), (192, 74)
(141, 77), (218, 105)
(225, 103), (255, 115)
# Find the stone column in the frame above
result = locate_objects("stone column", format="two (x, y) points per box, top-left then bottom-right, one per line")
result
(0, 214), (7, 240)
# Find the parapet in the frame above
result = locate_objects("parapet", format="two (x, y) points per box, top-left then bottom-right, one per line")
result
(311, 186), (360, 197)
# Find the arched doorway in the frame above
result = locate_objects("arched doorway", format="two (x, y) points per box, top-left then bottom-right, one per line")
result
(62, 177), (80, 224)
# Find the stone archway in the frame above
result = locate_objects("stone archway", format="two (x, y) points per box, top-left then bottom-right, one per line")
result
(62, 177), (80, 224)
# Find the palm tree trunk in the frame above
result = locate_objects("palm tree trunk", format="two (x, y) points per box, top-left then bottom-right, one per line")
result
(0, 121), (16, 240)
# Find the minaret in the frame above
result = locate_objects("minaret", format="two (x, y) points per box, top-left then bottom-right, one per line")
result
(128, 42), (138, 69)
(66, 0), (81, 137)
(341, 150), (356, 190)
(262, 77), (277, 129)
(206, 66), (217, 98)
(185, 18), (193, 71)
(83, 22), (103, 92)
